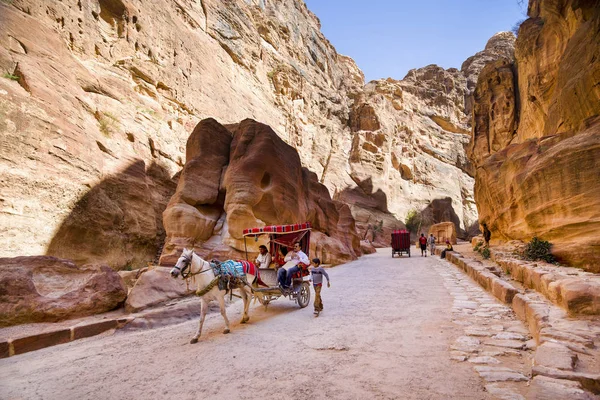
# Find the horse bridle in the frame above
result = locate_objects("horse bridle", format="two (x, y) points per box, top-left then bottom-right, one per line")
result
(173, 254), (213, 280)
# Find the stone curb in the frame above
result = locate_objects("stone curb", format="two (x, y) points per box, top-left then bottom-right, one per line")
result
(0, 317), (133, 359)
(488, 248), (600, 316)
(437, 249), (519, 304)
(439, 248), (600, 395)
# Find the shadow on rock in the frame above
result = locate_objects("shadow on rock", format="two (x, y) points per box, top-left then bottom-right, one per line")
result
(46, 160), (177, 270)
(335, 177), (406, 247)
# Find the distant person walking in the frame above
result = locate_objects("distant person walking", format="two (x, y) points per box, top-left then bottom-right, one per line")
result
(310, 258), (330, 316)
(419, 233), (428, 257)
(428, 233), (436, 256)
(482, 223), (491, 247)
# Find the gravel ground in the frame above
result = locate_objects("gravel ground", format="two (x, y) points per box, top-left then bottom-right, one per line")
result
(0, 249), (530, 400)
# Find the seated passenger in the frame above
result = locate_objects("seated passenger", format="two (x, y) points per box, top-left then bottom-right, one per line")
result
(277, 242), (310, 290)
(440, 240), (454, 259)
(254, 245), (272, 269)
(273, 246), (287, 269)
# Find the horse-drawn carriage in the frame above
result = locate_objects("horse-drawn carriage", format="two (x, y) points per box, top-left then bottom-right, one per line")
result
(243, 222), (312, 309)
(391, 229), (411, 257)
(170, 222), (313, 343)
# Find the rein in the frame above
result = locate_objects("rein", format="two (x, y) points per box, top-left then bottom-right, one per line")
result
(174, 257), (214, 280)
(175, 257), (216, 292)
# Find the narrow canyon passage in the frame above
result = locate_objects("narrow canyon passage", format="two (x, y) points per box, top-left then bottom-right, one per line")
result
(0, 250), (532, 400)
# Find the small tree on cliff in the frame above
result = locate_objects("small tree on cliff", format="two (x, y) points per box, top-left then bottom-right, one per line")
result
(405, 209), (421, 234)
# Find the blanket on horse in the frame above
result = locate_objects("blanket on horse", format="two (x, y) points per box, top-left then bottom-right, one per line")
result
(211, 260), (267, 290)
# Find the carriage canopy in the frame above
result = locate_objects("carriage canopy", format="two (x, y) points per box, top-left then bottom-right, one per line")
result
(242, 222), (312, 260)
(243, 222), (311, 236)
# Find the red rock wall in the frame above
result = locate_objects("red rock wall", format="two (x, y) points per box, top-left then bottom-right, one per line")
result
(161, 118), (362, 266)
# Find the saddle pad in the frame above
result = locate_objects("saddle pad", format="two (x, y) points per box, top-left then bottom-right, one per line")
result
(218, 260), (245, 278)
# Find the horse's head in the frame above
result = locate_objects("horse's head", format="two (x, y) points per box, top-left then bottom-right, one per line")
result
(171, 248), (193, 278)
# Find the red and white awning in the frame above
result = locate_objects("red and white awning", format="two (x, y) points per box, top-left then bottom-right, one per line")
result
(243, 222), (312, 236)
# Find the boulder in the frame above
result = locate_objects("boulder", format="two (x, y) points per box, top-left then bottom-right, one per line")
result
(360, 240), (377, 255)
(161, 118), (362, 266)
(125, 267), (193, 312)
(0, 256), (126, 327)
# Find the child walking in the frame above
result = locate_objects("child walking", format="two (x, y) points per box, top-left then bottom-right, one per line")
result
(310, 258), (330, 316)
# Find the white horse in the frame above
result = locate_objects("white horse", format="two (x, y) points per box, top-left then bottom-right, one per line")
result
(170, 249), (254, 343)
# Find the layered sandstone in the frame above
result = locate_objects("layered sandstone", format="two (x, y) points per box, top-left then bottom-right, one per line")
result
(160, 118), (361, 266)
(0, 0), (369, 268)
(1, 0), (513, 269)
(469, 0), (600, 271)
(345, 33), (515, 238)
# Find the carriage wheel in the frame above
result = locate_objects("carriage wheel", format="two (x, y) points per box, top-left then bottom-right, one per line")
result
(297, 282), (310, 308)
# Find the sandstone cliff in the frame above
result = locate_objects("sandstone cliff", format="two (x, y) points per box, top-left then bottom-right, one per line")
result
(1, 0), (512, 268)
(469, 0), (600, 271)
(0, 0), (365, 267)
(343, 33), (515, 242)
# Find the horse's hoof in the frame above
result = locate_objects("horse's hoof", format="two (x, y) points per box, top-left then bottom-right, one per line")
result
(190, 338), (198, 344)
(223, 328), (230, 334)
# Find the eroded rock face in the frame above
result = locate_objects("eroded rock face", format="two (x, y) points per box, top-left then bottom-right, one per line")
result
(343, 32), (515, 237)
(46, 160), (176, 269)
(0, 0), (362, 267)
(0, 0), (514, 266)
(469, 0), (600, 270)
(0, 256), (127, 326)
(161, 118), (361, 266)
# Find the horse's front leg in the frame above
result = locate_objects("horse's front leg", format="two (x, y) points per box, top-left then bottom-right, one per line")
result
(240, 287), (250, 324)
(216, 291), (231, 334)
(191, 298), (209, 344)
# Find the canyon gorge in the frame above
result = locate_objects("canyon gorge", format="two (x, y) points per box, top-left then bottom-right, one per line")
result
(0, 0), (597, 272)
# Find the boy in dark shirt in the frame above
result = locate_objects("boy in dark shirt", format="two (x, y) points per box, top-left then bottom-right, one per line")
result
(309, 258), (330, 316)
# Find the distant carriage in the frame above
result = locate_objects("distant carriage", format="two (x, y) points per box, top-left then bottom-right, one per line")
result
(391, 229), (411, 257)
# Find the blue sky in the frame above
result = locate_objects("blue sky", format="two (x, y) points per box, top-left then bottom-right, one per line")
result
(304, 0), (526, 82)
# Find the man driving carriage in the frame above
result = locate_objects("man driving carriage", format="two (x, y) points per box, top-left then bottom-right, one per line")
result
(255, 245), (272, 269)
(277, 242), (309, 291)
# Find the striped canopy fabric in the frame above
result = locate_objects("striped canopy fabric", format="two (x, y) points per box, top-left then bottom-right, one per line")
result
(243, 222), (312, 236)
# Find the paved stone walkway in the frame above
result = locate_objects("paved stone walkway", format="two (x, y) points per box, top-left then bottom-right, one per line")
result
(433, 259), (533, 399)
(6, 249), (591, 399)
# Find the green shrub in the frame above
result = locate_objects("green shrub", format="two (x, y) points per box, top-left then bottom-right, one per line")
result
(473, 243), (481, 252)
(3, 73), (19, 81)
(97, 112), (119, 137)
(405, 209), (420, 233)
(523, 236), (555, 263)
(481, 247), (490, 259)
(372, 220), (383, 240)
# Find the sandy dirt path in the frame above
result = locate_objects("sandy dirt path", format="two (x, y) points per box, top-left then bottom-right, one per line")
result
(1, 249), (503, 400)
